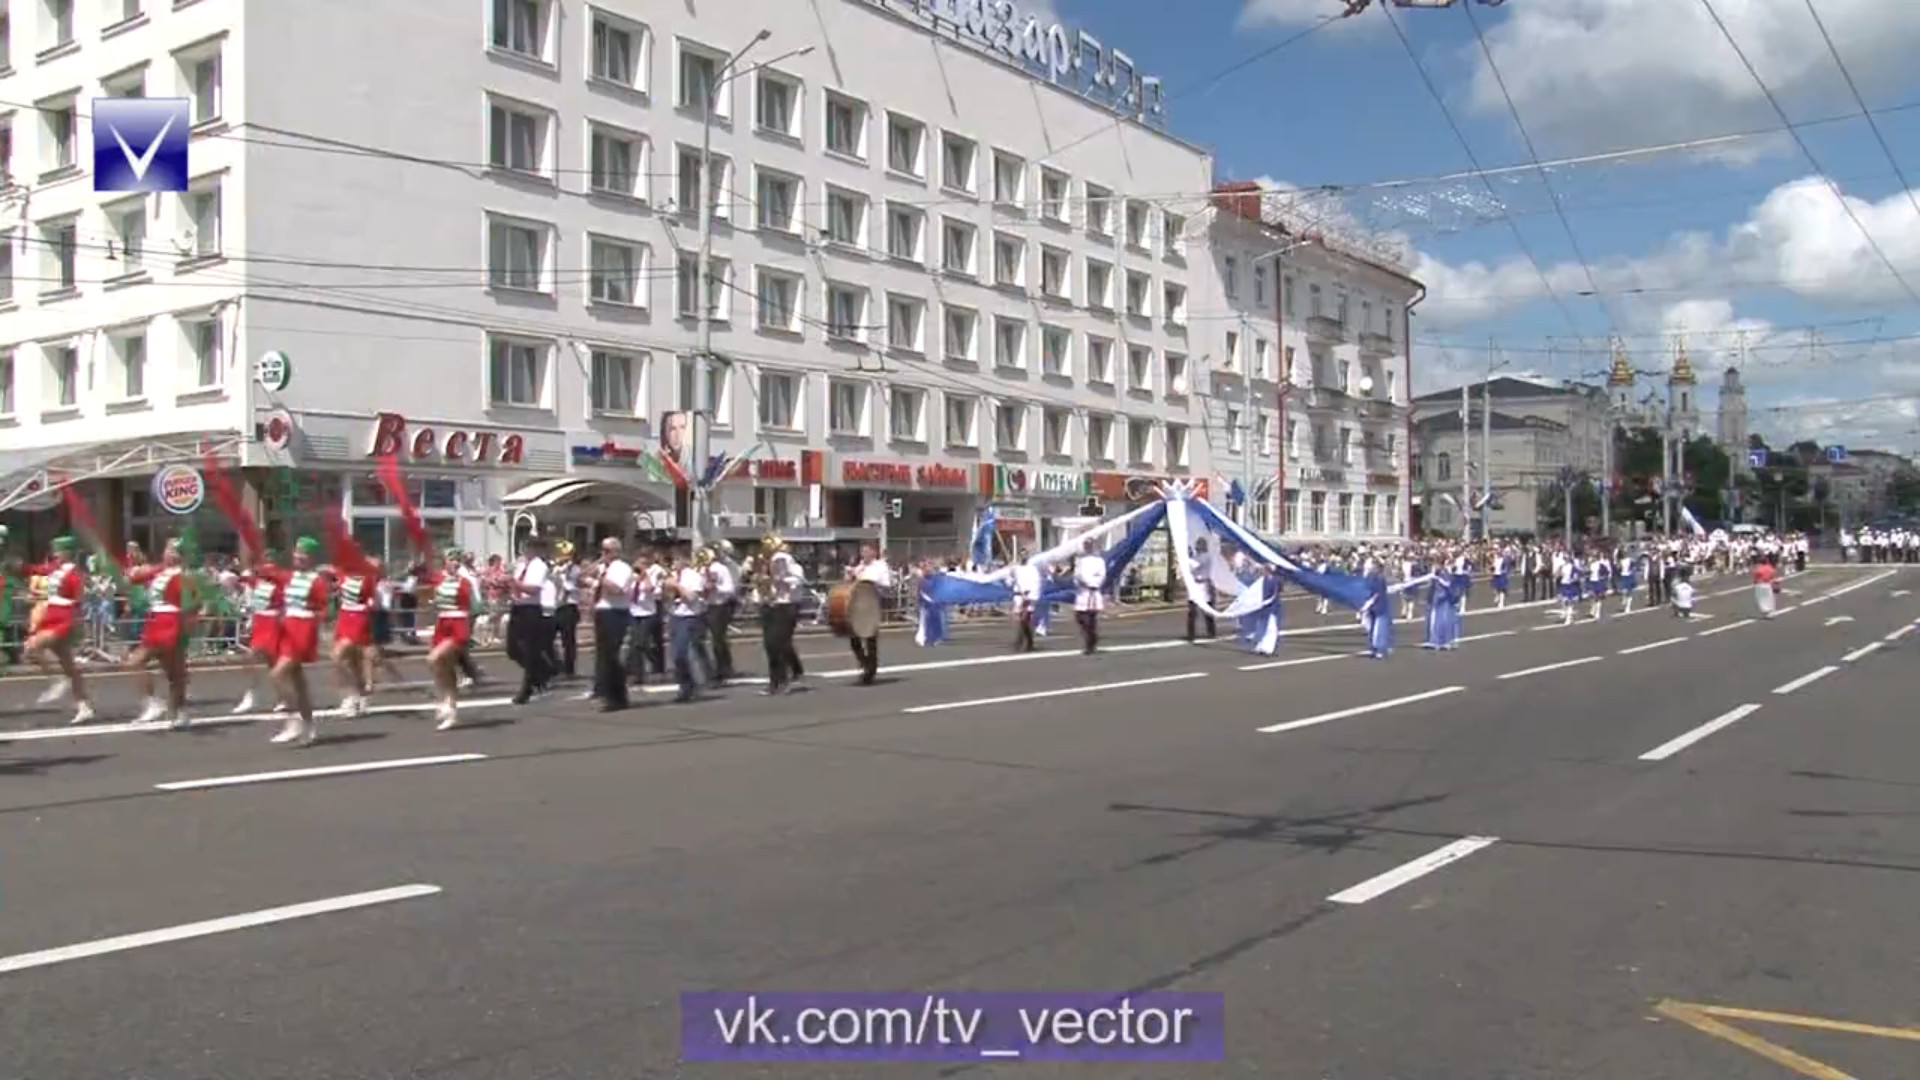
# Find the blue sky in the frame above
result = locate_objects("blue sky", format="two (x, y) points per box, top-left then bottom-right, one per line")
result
(1034, 0), (1920, 452)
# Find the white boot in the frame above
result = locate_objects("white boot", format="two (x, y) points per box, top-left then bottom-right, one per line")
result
(37, 680), (70, 705)
(1496, 594), (1507, 609)
(232, 690), (257, 714)
(136, 698), (167, 724)
(168, 709), (192, 731)
(435, 703), (459, 731)
(69, 702), (96, 726)
(270, 714), (315, 746)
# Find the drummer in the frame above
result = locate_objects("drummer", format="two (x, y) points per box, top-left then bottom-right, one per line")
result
(847, 543), (893, 686)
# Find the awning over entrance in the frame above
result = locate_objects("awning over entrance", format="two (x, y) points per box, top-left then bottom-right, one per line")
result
(0, 432), (247, 515)
(501, 477), (672, 512)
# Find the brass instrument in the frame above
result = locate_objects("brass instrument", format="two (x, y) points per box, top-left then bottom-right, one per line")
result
(553, 538), (576, 561)
(693, 545), (715, 569)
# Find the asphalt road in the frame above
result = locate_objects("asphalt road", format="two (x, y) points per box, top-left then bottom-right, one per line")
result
(2, 564), (1916, 1079)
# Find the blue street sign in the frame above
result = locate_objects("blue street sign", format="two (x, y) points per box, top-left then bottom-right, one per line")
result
(1747, 449), (1768, 468)
(1826, 445), (1847, 463)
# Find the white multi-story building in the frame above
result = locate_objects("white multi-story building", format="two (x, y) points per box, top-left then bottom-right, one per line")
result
(0, 0), (1216, 561)
(1201, 183), (1417, 542)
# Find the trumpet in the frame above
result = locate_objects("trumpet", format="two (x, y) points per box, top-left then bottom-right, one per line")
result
(693, 545), (716, 569)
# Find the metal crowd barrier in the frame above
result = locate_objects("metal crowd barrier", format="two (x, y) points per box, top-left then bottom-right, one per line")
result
(0, 576), (1179, 670)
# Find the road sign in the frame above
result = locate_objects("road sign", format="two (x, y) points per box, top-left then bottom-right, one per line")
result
(1826, 445), (1847, 463)
(1747, 449), (1767, 468)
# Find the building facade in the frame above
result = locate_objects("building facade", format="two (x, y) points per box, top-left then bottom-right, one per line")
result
(1411, 377), (1611, 533)
(0, 0), (1218, 562)
(1201, 183), (1418, 543)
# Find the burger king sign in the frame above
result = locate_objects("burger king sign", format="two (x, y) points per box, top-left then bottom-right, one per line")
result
(151, 465), (206, 516)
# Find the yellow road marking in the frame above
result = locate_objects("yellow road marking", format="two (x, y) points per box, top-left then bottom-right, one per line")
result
(1655, 1000), (1858, 1079)
(1690, 1003), (1920, 1043)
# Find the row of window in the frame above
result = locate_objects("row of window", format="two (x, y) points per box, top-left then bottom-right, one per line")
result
(492, 337), (1196, 465)
(0, 176), (224, 303)
(0, 312), (226, 419)
(1220, 253), (1402, 338)
(5, 0), (201, 69)
(1256, 491), (1403, 537)
(492, 1), (1193, 254)
(1, 25), (224, 184)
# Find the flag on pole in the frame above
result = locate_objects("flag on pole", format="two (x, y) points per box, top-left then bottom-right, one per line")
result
(969, 507), (996, 567)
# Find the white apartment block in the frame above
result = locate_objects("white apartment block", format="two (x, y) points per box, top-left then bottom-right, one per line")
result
(0, 0), (1225, 560)
(1202, 184), (1416, 542)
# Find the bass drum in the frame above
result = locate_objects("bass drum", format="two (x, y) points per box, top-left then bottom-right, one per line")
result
(826, 581), (884, 639)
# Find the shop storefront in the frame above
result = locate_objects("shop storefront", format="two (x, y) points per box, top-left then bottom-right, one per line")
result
(547, 435), (680, 549)
(250, 409), (567, 562)
(989, 465), (1092, 551)
(834, 454), (980, 560)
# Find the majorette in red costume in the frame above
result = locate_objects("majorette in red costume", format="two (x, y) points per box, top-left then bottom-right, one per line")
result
(24, 535), (96, 725)
(125, 539), (195, 728)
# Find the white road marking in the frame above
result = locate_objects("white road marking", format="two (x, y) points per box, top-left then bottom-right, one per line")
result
(1841, 642), (1883, 663)
(1456, 630), (1519, 644)
(1257, 686), (1466, 734)
(1823, 569), (1898, 599)
(1891, 589), (1912, 598)
(1801, 595), (1827, 606)
(901, 672), (1208, 714)
(1772, 605), (1799, 616)
(1239, 651), (1362, 672)
(1823, 615), (1854, 626)
(1639, 704), (1764, 762)
(1696, 618), (1754, 637)
(0, 884), (441, 976)
(154, 754), (488, 791)
(1619, 637), (1687, 656)
(1886, 623), (1916, 642)
(1326, 837), (1499, 905)
(1497, 656), (1603, 680)
(1772, 666), (1840, 695)
(0, 698), (517, 743)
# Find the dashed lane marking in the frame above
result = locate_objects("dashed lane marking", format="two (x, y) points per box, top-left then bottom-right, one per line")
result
(1257, 686), (1466, 735)
(1772, 666), (1839, 695)
(0, 698), (518, 743)
(902, 671), (1209, 715)
(1498, 656), (1604, 680)
(1638, 704), (1764, 762)
(154, 754), (489, 791)
(1326, 836), (1499, 905)
(0, 885), (443, 977)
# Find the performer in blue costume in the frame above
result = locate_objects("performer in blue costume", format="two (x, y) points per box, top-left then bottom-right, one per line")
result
(1423, 572), (1462, 650)
(1361, 558), (1393, 659)
(1237, 565), (1283, 655)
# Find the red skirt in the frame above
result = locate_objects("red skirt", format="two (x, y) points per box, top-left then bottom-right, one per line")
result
(276, 617), (320, 664)
(431, 614), (470, 648)
(248, 613), (281, 654)
(36, 605), (76, 639)
(336, 608), (372, 647)
(142, 611), (184, 651)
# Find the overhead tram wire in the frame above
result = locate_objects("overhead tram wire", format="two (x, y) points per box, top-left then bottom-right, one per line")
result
(1801, 0), (1920, 226)
(1378, 1), (1584, 337)
(1696, 0), (1920, 306)
(1460, 1), (1627, 344)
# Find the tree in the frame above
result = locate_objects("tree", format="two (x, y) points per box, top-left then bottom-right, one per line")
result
(1538, 470), (1602, 536)
(1889, 469), (1920, 512)
(1607, 426), (1732, 527)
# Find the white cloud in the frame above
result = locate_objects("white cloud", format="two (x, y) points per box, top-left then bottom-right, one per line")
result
(1461, 0), (1920, 159)
(1410, 175), (1920, 328)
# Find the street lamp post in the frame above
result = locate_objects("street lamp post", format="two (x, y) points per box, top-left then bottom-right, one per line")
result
(691, 33), (813, 551)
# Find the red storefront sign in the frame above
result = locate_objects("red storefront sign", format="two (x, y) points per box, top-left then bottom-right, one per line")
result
(915, 463), (970, 489)
(367, 412), (526, 465)
(748, 458), (799, 483)
(840, 457), (976, 492)
(842, 460), (913, 486)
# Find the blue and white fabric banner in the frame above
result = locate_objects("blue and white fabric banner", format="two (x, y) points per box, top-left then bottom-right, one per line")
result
(916, 499), (1167, 646)
(1165, 492), (1375, 614)
(969, 507), (996, 567)
(1680, 504), (1707, 537)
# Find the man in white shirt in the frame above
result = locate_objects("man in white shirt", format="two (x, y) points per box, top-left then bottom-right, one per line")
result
(507, 536), (555, 704)
(552, 545), (583, 680)
(1185, 539), (1217, 642)
(625, 550), (665, 685)
(669, 551), (712, 702)
(850, 543), (892, 685)
(1011, 559), (1044, 653)
(758, 534), (807, 693)
(589, 537), (636, 711)
(1073, 542), (1108, 654)
(704, 546), (739, 687)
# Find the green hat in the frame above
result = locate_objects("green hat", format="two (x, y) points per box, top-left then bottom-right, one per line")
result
(51, 534), (76, 551)
(295, 536), (321, 555)
(444, 547), (464, 560)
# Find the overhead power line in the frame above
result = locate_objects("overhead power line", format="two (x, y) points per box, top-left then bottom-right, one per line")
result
(1695, 0), (1920, 306)
(1800, 0), (1920, 227)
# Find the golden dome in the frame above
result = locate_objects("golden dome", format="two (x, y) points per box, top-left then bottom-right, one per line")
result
(1670, 340), (1697, 384)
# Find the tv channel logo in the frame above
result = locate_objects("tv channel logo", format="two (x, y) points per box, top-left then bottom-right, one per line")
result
(92, 97), (191, 193)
